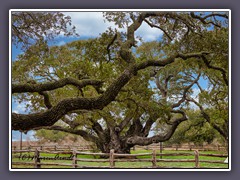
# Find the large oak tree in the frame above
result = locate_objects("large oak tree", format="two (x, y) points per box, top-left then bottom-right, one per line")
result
(11, 11), (229, 153)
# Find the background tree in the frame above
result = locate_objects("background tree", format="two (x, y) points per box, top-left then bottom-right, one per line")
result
(35, 129), (66, 143)
(34, 128), (90, 145)
(12, 11), (78, 50)
(162, 109), (221, 146)
(185, 27), (229, 143)
(12, 11), (229, 153)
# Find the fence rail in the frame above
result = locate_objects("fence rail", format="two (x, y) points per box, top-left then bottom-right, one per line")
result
(12, 149), (228, 169)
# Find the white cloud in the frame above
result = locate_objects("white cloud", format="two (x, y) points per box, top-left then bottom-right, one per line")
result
(135, 21), (163, 42)
(64, 12), (115, 37)
(64, 12), (163, 42)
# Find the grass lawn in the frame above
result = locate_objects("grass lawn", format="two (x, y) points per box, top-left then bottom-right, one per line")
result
(11, 149), (228, 169)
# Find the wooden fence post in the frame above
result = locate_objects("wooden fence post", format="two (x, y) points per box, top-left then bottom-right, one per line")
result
(34, 148), (41, 168)
(160, 142), (163, 159)
(152, 149), (157, 168)
(72, 149), (77, 168)
(194, 150), (199, 168)
(109, 149), (115, 168)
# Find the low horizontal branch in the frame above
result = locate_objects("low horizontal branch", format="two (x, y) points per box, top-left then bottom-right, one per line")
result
(12, 77), (103, 93)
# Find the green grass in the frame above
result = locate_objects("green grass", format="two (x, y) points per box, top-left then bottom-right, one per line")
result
(11, 149), (228, 169)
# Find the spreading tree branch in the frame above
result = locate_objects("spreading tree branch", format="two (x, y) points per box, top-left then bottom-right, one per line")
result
(12, 52), (209, 131)
(118, 114), (134, 132)
(190, 12), (228, 28)
(171, 73), (201, 108)
(88, 118), (106, 140)
(38, 91), (52, 109)
(155, 74), (174, 98)
(126, 110), (188, 146)
(141, 118), (155, 137)
(106, 33), (117, 62)
(201, 55), (228, 86)
(60, 115), (81, 129)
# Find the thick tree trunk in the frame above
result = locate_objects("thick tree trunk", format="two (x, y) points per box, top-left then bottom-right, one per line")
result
(96, 136), (132, 154)
(101, 143), (132, 154)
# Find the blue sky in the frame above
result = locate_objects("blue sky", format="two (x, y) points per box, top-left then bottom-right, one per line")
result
(11, 11), (208, 141)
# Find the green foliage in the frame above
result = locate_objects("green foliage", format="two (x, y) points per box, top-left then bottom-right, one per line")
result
(164, 109), (225, 146)
(35, 129), (66, 143)
(12, 12), (78, 49)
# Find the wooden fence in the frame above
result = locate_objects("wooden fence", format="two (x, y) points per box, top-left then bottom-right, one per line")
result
(12, 144), (227, 152)
(12, 145), (92, 151)
(12, 149), (228, 169)
(134, 144), (227, 152)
